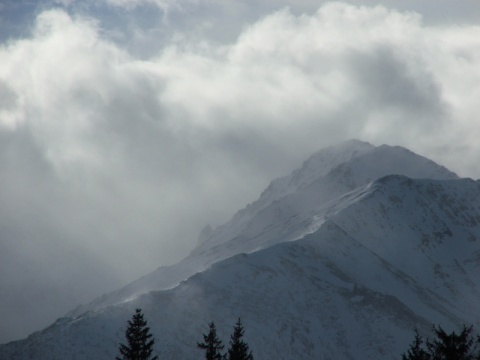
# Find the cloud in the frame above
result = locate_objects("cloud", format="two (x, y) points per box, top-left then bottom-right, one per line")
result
(104, 0), (167, 8)
(2, 0), (480, 343)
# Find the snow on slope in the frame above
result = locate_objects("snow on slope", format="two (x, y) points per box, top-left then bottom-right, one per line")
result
(1, 140), (476, 360)
(65, 140), (376, 316)
(66, 141), (458, 317)
(192, 142), (458, 254)
(330, 175), (480, 316)
(201, 139), (376, 244)
(2, 175), (479, 359)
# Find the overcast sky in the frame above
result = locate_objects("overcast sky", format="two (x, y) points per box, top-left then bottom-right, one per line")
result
(1, 0), (480, 344)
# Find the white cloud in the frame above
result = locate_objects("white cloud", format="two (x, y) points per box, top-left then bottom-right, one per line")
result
(2, 0), (480, 342)
(52, 0), (75, 5)
(103, 0), (182, 12)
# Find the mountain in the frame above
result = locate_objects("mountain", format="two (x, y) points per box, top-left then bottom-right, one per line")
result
(1, 140), (479, 360)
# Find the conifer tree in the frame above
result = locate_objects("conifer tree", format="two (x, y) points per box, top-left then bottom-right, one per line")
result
(402, 330), (430, 360)
(197, 321), (225, 360)
(402, 325), (480, 360)
(427, 325), (479, 360)
(116, 308), (158, 360)
(227, 318), (253, 360)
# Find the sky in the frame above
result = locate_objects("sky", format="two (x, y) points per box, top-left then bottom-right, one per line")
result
(0, 0), (480, 344)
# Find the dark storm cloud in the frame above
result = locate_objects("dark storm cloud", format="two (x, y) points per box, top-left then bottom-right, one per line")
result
(344, 45), (448, 142)
(1, 0), (480, 344)
(350, 47), (443, 114)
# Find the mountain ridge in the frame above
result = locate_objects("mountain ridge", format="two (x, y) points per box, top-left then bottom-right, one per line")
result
(1, 140), (478, 360)
(67, 140), (460, 317)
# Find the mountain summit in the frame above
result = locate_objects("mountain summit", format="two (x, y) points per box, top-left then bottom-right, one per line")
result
(1, 140), (478, 360)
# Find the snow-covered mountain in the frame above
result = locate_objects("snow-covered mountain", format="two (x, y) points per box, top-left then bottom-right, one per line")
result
(1, 140), (479, 360)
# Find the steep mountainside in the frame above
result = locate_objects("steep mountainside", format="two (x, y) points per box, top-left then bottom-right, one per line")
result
(1, 140), (477, 360)
(67, 140), (458, 316)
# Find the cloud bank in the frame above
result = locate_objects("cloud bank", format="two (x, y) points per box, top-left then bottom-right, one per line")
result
(1, 0), (480, 343)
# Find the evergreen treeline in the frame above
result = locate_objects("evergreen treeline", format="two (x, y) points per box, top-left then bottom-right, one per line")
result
(402, 325), (480, 360)
(117, 309), (253, 360)
(119, 308), (480, 359)
(197, 318), (254, 360)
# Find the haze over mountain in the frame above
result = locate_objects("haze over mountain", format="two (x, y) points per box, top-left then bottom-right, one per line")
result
(3, 0), (480, 346)
(1, 140), (479, 359)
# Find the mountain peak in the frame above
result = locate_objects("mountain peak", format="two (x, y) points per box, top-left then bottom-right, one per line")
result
(195, 140), (457, 252)
(195, 139), (375, 248)
(325, 143), (458, 191)
(3, 141), (476, 360)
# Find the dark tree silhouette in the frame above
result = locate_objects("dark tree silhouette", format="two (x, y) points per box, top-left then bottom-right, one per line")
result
(427, 325), (479, 360)
(197, 321), (225, 360)
(402, 330), (430, 360)
(116, 308), (158, 360)
(402, 325), (480, 360)
(227, 318), (253, 360)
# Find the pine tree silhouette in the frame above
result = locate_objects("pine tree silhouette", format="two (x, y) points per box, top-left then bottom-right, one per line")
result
(116, 308), (158, 360)
(402, 330), (430, 360)
(427, 325), (479, 360)
(197, 321), (225, 360)
(227, 318), (253, 360)
(402, 325), (480, 360)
